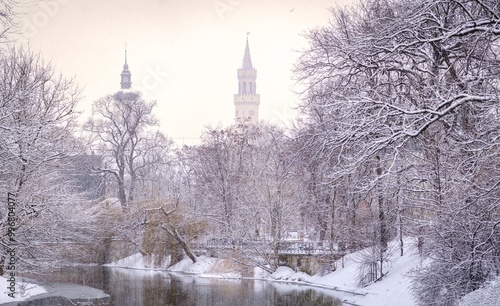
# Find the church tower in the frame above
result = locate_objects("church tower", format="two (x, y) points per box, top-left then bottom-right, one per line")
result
(120, 49), (132, 90)
(234, 36), (260, 124)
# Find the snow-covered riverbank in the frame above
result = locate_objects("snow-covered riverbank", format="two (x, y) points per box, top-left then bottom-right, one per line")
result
(106, 239), (421, 306)
(0, 276), (46, 304)
(0, 272), (109, 305)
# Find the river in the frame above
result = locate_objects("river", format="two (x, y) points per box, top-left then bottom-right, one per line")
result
(13, 266), (343, 305)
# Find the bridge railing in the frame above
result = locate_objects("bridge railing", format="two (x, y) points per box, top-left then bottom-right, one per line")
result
(191, 240), (337, 255)
(279, 241), (336, 255)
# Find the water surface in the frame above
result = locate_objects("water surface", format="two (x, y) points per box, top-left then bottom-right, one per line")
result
(18, 266), (342, 306)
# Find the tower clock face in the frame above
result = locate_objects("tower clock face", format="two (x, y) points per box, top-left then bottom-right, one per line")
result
(249, 110), (255, 116)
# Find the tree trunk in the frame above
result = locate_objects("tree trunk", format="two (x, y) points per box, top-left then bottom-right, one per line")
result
(329, 190), (336, 253)
(117, 178), (127, 211)
(162, 225), (197, 263)
(0, 256), (4, 276)
(117, 149), (128, 211)
(376, 156), (388, 279)
(397, 182), (404, 256)
(128, 172), (136, 206)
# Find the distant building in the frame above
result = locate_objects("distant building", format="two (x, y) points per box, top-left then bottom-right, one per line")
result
(60, 154), (105, 200)
(234, 36), (260, 124)
(120, 49), (132, 90)
(115, 48), (136, 103)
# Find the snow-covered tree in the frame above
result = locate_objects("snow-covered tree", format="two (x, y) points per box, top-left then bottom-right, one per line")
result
(244, 123), (302, 270)
(183, 123), (276, 241)
(294, 0), (499, 301)
(84, 91), (170, 211)
(0, 47), (84, 273)
(0, 0), (18, 46)
(181, 123), (303, 270)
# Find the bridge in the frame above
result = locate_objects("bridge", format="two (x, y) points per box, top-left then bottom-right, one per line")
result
(191, 240), (341, 274)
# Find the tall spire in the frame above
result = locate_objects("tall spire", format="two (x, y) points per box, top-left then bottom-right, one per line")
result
(234, 34), (260, 124)
(120, 46), (131, 90)
(242, 32), (253, 69)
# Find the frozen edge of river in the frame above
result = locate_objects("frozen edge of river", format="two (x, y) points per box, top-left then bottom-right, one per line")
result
(0, 277), (110, 306)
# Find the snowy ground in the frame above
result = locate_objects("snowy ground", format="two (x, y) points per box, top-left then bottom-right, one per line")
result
(0, 275), (111, 305)
(459, 277), (500, 306)
(107, 253), (242, 279)
(0, 275), (46, 304)
(103, 252), (172, 270)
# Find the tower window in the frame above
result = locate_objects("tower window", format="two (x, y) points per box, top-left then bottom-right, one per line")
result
(243, 82), (246, 93)
(250, 82), (253, 93)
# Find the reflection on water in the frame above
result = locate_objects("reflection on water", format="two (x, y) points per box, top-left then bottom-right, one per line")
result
(22, 266), (342, 306)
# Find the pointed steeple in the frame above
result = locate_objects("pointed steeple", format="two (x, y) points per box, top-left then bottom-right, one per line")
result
(120, 48), (132, 90)
(124, 49), (128, 67)
(242, 33), (253, 69)
(234, 34), (260, 124)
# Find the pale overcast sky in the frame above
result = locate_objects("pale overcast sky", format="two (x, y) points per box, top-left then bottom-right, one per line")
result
(16, 0), (354, 144)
